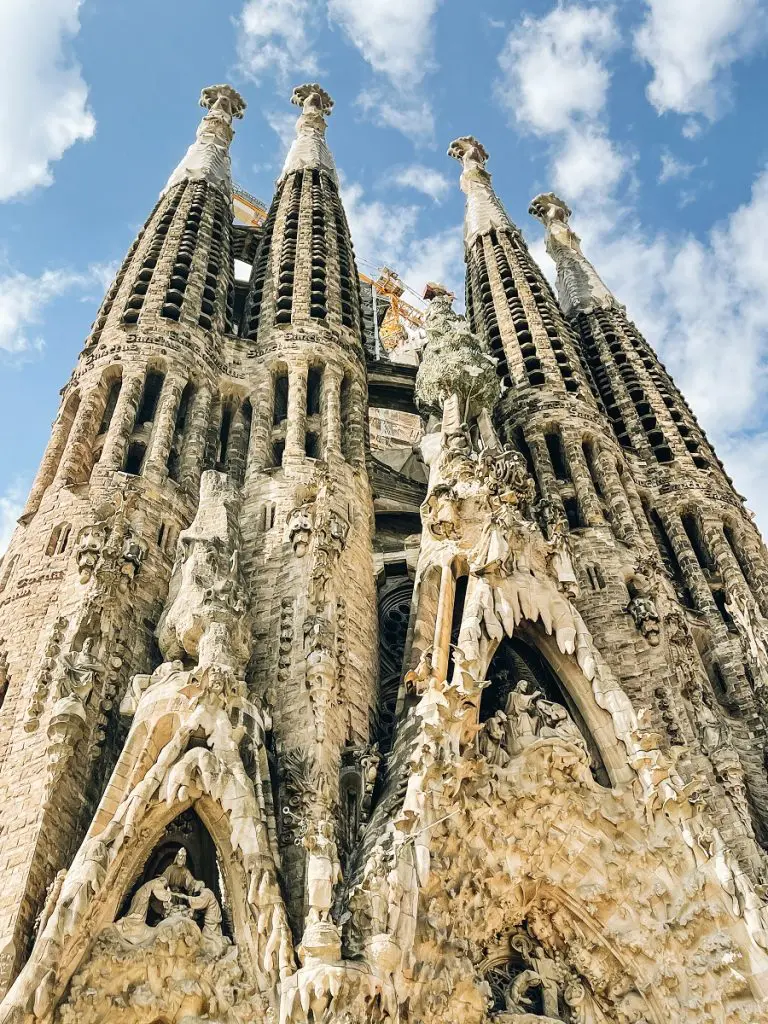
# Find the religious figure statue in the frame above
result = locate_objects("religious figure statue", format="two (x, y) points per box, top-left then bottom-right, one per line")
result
(538, 700), (588, 753)
(185, 880), (224, 943)
(302, 819), (342, 924)
(689, 687), (730, 756)
(114, 877), (173, 943)
(162, 847), (197, 894)
(57, 637), (104, 710)
(504, 679), (542, 752)
(477, 710), (510, 767)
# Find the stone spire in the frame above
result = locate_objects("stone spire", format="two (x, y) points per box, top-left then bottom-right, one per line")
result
(528, 192), (616, 317)
(241, 83), (361, 337)
(448, 136), (516, 248)
(279, 83), (338, 185)
(448, 135), (596, 402)
(163, 84), (246, 196)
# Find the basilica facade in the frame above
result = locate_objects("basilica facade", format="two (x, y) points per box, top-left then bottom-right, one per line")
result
(1, 82), (768, 1023)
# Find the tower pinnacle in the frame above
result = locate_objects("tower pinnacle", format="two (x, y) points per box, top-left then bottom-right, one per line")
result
(528, 191), (616, 317)
(162, 83), (246, 196)
(279, 83), (338, 184)
(448, 135), (515, 247)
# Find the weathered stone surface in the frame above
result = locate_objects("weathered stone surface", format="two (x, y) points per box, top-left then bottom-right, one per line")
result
(2, 79), (768, 1024)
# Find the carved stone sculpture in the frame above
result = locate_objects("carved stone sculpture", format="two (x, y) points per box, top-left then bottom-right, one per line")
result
(302, 818), (342, 925)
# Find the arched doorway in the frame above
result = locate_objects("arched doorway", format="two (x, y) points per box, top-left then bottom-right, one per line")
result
(481, 634), (610, 787)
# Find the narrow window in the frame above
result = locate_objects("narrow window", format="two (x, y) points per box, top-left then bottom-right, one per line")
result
(545, 431), (570, 482)
(124, 441), (147, 475)
(57, 525), (71, 554)
(217, 400), (233, 469)
(98, 377), (122, 435)
(273, 372), (289, 425)
(307, 366), (323, 416)
(305, 431), (321, 460)
(46, 524), (64, 556)
(157, 523), (166, 548)
(272, 439), (285, 468)
(681, 511), (714, 572)
(563, 495), (581, 530)
(136, 370), (165, 426)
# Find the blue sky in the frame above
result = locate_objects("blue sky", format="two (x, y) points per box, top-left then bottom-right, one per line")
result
(1, 0), (768, 546)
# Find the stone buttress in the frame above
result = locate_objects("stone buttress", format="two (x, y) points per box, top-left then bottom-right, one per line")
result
(237, 85), (378, 935)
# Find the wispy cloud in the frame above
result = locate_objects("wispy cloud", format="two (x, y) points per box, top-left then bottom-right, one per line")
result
(391, 164), (450, 203)
(0, 262), (112, 357)
(237, 0), (321, 82)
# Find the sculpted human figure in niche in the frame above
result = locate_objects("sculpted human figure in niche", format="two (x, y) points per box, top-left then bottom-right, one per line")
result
(163, 847), (196, 894)
(58, 637), (104, 707)
(689, 686), (730, 756)
(504, 678), (543, 751)
(303, 818), (342, 924)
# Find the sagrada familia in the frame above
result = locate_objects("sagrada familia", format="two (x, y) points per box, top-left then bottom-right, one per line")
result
(2, 80), (768, 1024)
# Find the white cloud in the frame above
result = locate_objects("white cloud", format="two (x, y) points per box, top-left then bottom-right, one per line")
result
(553, 128), (630, 200)
(328, 0), (441, 87)
(0, 0), (95, 201)
(265, 109), (298, 155)
(341, 179), (463, 299)
(497, 5), (627, 202)
(497, 5), (619, 134)
(0, 264), (108, 356)
(0, 482), (25, 556)
(237, 0), (320, 82)
(634, 0), (765, 121)
(357, 90), (435, 144)
(658, 149), (696, 184)
(391, 164), (450, 203)
(329, 0), (442, 142)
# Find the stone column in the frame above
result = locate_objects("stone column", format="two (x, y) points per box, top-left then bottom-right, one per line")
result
(347, 380), (366, 466)
(526, 427), (566, 518)
(432, 563), (456, 683)
(99, 372), (144, 472)
(285, 363), (308, 458)
(593, 446), (637, 544)
(21, 398), (79, 520)
(180, 386), (212, 491)
(562, 430), (603, 526)
(324, 369), (342, 458)
(663, 511), (715, 612)
(144, 372), (186, 478)
(227, 400), (251, 484)
(55, 385), (106, 486)
(706, 518), (752, 602)
(620, 465), (656, 550)
(248, 377), (274, 472)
